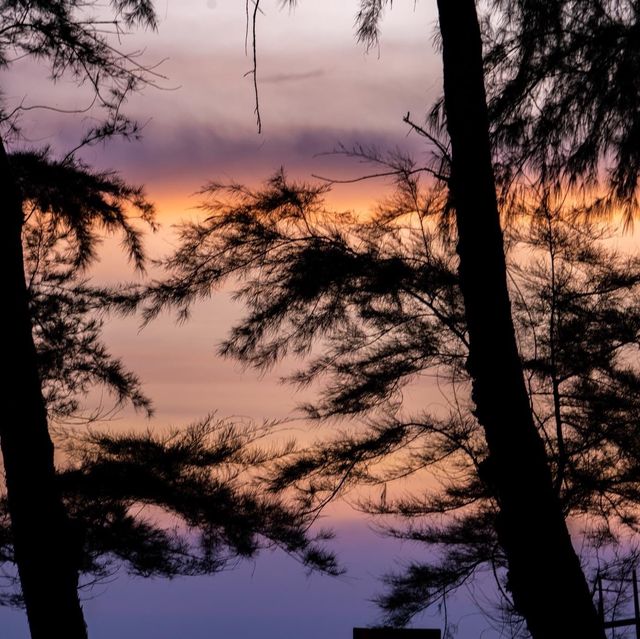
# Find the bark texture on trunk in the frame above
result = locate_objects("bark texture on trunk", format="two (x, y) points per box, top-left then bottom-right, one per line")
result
(1, 138), (88, 638)
(435, 2), (603, 637)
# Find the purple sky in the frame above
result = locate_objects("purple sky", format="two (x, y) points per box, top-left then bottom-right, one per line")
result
(1, 517), (503, 639)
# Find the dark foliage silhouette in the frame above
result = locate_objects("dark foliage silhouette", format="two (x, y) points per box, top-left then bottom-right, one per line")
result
(16, 149), (154, 421)
(273, 1), (637, 635)
(0, 2), (160, 636)
(146, 163), (638, 635)
(0, 415), (339, 607)
(1, 149), (339, 613)
(485, 0), (640, 216)
(145, 0), (639, 633)
(1, 143), (157, 635)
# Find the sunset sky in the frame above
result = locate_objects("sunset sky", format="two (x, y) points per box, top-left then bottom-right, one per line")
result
(1, 3), (466, 638)
(3, 1), (636, 638)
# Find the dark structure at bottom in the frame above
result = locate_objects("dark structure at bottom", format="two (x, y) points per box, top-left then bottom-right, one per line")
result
(354, 628), (441, 639)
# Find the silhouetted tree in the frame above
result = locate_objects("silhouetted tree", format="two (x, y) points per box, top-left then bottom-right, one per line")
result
(240, 2), (637, 632)
(371, 197), (640, 632)
(431, 2), (601, 635)
(2, 144), (156, 636)
(0, 3), (159, 635)
(145, 164), (638, 635)
(293, 1), (636, 635)
(1, 148), (339, 614)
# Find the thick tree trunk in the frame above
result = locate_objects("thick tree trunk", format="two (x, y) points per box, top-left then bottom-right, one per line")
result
(1, 138), (88, 638)
(435, 2), (603, 637)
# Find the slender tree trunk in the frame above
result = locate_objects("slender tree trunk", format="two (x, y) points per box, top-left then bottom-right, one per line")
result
(1, 138), (88, 638)
(435, 2), (603, 637)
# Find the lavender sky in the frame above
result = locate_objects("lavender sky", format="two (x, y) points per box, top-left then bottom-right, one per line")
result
(4, 1), (626, 638)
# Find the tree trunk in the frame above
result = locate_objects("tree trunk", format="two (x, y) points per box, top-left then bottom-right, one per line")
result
(435, 2), (603, 637)
(1, 138), (88, 638)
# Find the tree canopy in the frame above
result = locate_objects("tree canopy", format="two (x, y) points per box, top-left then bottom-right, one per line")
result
(0, 150), (339, 609)
(2, 1), (638, 636)
(1, 3), (163, 634)
(0, 0), (160, 144)
(147, 163), (639, 631)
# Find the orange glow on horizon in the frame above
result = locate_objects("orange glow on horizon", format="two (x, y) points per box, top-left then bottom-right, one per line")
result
(146, 179), (397, 224)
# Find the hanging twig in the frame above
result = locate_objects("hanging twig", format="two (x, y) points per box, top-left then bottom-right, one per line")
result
(244, 0), (263, 133)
